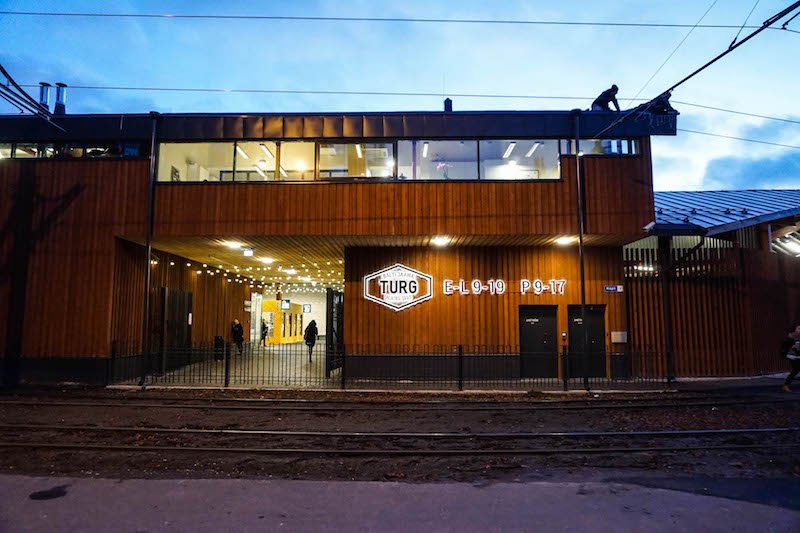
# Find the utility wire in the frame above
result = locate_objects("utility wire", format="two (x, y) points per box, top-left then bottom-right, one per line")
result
(677, 128), (800, 150)
(592, 2), (800, 140)
(0, 9), (796, 31)
(626, 0), (718, 106)
(730, 0), (761, 48)
(13, 83), (800, 126)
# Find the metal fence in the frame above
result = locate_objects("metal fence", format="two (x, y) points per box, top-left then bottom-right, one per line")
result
(107, 341), (667, 390)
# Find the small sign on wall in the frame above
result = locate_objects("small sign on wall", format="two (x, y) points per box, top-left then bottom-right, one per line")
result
(611, 331), (628, 343)
(303, 304), (311, 313)
(604, 285), (624, 293)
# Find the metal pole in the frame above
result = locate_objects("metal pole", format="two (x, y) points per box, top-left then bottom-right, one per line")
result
(458, 344), (464, 391)
(572, 110), (590, 392)
(138, 112), (159, 387)
(658, 236), (675, 385)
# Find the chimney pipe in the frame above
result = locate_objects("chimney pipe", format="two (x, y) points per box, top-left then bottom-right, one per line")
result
(54, 82), (67, 115)
(38, 82), (51, 110)
(444, 98), (453, 112)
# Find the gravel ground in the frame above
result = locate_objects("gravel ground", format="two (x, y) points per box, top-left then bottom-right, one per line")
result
(0, 386), (798, 482)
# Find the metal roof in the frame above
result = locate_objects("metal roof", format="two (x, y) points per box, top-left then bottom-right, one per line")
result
(654, 189), (800, 235)
(0, 109), (677, 142)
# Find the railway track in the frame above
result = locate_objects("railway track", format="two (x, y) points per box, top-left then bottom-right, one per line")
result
(1, 423), (797, 457)
(0, 395), (796, 412)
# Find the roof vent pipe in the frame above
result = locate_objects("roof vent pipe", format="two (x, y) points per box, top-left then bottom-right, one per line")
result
(38, 82), (51, 110)
(54, 82), (67, 115)
(444, 98), (453, 112)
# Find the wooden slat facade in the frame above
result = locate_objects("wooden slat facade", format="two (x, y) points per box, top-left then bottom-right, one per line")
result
(0, 159), (149, 358)
(152, 153), (653, 242)
(624, 239), (800, 376)
(111, 239), (252, 348)
(344, 246), (628, 354)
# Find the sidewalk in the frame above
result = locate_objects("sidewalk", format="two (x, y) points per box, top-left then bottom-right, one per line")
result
(0, 475), (797, 532)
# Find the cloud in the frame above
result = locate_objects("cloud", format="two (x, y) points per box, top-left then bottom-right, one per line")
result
(702, 151), (800, 190)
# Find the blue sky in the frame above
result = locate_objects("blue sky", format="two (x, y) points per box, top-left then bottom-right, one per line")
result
(1, 0), (799, 191)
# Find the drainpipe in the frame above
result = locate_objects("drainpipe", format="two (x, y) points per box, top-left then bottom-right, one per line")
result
(139, 112), (160, 387)
(571, 109), (590, 392)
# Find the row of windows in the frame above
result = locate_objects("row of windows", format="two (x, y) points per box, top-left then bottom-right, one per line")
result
(157, 139), (639, 183)
(0, 142), (148, 159)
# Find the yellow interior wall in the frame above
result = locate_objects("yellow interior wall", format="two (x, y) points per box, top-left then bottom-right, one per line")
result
(261, 300), (304, 344)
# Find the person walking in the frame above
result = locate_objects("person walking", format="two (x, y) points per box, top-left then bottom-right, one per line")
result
(304, 320), (318, 363)
(260, 318), (268, 347)
(781, 325), (800, 392)
(231, 318), (244, 356)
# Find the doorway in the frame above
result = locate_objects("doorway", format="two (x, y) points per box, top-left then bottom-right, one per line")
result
(567, 304), (606, 378)
(519, 305), (558, 378)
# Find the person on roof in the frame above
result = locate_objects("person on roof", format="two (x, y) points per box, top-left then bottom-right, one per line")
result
(591, 85), (620, 112)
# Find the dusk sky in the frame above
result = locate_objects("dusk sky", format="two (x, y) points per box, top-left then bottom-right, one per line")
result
(1, 0), (798, 191)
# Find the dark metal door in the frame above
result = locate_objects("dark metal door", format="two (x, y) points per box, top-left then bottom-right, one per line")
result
(325, 288), (344, 375)
(519, 305), (558, 378)
(567, 304), (606, 378)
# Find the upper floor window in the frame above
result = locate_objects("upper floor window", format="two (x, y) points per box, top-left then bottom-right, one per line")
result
(158, 142), (234, 182)
(319, 143), (394, 179)
(479, 140), (560, 180)
(0, 142), (146, 160)
(561, 139), (639, 156)
(398, 140), (478, 180)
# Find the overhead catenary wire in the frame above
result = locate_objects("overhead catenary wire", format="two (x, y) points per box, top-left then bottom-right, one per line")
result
(0, 10), (798, 32)
(626, 0), (719, 107)
(591, 1), (800, 140)
(729, 0), (762, 48)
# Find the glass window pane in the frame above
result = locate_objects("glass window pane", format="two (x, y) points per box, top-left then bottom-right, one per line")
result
(157, 142), (234, 182)
(0, 144), (11, 159)
(479, 140), (560, 180)
(86, 144), (121, 158)
(279, 142), (314, 181)
(13, 143), (39, 158)
(319, 142), (394, 179)
(234, 141), (277, 181)
(398, 140), (477, 180)
(564, 139), (638, 156)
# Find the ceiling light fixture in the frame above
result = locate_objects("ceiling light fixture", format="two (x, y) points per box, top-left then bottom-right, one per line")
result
(259, 143), (275, 159)
(259, 257), (275, 264)
(555, 236), (575, 246)
(422, 142), (429, 158)
(284, 268), (297, 275)
(243, 247), (254, 257)
(525, 142), (541, 157)
(223, 241), (242, 250)
(431, 236), (449, 247)
(254, 167), (266, 178)
(355, 144), (363, 158)
(502, 142), (517, 159)
(235, 144), (249, 159)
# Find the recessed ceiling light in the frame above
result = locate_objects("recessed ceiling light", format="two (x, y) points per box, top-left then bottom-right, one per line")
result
(284, 268), (297, 275)
(422, 141), (429, 158)
(243, 248), (254, 257)
(235, 144), (249, 160)
(555, 236), (576, 246)
(431, 236), (449, 247)
(525, 142), (541, 157)
(223, 241), (242, 250)
(502, 142), (517, 159)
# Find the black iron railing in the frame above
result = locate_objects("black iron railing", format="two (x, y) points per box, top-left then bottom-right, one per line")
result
(107, 341), (667, 390)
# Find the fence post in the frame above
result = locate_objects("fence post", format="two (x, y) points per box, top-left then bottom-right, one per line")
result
(457, 345), (464, 391)
(340, 348), (346, 390)
(224, 343), (231, 388)
(107, 340), (117, 386)
(562, 345), (569, 391)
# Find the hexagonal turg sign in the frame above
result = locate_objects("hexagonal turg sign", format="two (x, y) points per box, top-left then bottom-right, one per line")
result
(363, 263), (433, 312)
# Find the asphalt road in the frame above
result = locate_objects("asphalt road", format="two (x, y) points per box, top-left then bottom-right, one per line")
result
(0, 475), (797, 532)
